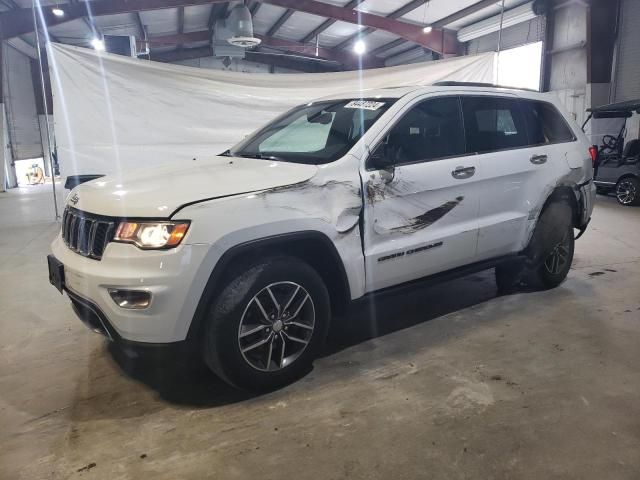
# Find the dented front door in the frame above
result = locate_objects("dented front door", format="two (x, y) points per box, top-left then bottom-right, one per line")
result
(362, 157), (481, 292)
(361, 95), (481, 292)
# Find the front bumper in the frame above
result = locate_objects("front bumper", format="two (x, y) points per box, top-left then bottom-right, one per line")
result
(51, 235), (211, 343)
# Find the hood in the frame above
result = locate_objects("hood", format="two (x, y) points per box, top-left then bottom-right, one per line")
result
(68, 156), (318, 218)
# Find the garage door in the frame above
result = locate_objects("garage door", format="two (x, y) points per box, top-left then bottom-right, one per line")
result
(2, 45), (43, 161)
(613, 0), (640, 102)
(467, 17), (545, 55)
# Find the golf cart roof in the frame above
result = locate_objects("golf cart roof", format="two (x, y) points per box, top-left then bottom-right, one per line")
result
(587, 100), (640, 118)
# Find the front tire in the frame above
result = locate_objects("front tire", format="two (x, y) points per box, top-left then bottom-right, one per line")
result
(203, 256), (330, 391)
(615, 177), (640, 206)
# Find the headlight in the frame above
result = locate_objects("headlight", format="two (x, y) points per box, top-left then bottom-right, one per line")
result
(114, 221), (190, 249)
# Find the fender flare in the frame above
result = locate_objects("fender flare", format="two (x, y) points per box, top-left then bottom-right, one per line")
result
(186, 230), (351, 341)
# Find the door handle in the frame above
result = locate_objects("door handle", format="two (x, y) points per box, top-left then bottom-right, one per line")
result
(530, 154), (548, 165)
(451, 166), (476, 179)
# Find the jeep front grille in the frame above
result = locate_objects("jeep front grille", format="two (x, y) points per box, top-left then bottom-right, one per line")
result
(61, 207), (115, 260)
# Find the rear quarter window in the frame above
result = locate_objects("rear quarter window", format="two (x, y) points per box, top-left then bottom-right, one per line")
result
(521, 100), (576, 145)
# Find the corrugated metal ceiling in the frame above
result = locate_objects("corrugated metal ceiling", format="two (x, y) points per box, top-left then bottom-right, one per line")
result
(6, 0), (534, 60)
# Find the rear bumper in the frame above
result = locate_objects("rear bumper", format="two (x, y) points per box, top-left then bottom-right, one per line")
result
(577, 180), (596, 229)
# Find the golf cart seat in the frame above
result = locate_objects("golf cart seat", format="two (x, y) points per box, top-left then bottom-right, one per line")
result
(622, 139), (640, 159)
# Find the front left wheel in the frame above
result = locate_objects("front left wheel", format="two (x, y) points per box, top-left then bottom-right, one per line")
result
(203, 256), (330, 391)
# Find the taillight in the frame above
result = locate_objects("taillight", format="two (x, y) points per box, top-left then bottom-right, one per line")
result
(589, 145), (598, 166)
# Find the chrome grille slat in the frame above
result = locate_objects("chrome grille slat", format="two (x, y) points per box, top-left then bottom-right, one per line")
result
(88, 221), (98, 257)
(69, 216), (79, 250)
(60, 207), (115, 260)
(63, 209), (73, 244)
(102, 223), (114, 255)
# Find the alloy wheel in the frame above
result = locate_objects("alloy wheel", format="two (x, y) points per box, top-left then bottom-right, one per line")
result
(544, 231), (571, 275)
(238, 281), (315, 372)
(616, 180), (637, 205)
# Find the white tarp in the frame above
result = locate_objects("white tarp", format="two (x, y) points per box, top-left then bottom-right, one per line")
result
(48, 43), (496, 176)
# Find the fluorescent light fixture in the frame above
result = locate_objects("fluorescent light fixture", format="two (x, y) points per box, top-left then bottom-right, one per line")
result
(90, 38), (105, 51)
(52, 7), (64, 17)
(353, 40), (366, 55)
(423, 26), (433, 34)
(457, 1), (537, 43)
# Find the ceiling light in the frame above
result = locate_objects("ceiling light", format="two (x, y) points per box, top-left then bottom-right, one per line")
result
(423, 26), (432, 34)
(353, 40), (366, 55)
(52, 7), (64, 17)
(90, 38), (105, 51)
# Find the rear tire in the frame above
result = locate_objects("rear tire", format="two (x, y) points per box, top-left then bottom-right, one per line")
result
(615, 177), (640, 206)
(203, 256), (330, 391)
(525, 202), (574, 289)
(495, 202), (574, 292)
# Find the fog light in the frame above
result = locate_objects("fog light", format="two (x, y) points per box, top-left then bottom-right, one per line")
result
(108, 289), (152, 309)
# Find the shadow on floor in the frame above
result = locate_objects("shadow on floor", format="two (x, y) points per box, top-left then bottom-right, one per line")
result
(324, 270), (497, 356)
(107, 270), (499, 408)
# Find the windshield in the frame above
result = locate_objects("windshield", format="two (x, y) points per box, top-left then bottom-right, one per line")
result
(229, 99), (395, 165)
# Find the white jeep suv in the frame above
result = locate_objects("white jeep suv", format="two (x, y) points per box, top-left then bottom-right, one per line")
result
(48, 83), (595, 390)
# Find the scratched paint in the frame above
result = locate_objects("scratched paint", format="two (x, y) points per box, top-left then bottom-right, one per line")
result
(386, 196), (465, 234)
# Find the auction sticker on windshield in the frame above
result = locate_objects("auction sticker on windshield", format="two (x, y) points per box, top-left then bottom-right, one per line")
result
(344, 100), (386, 110)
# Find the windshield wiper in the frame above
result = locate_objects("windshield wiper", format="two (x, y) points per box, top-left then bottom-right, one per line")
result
(236, 152), (283, 161)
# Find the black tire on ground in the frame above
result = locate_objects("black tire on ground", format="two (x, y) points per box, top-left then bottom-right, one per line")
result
(495, 201), (574, 292)
(525, 202), (575, 289)
(203, 256), (330, 391)
(495, 258), (526, 294)
(615, 177), (640, 206)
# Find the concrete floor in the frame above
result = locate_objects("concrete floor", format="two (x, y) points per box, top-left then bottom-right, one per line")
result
(1, 184), (639, 480)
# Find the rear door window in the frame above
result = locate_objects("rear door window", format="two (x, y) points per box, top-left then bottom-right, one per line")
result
(462, 96), (528, 154)
(521, 100), (576, 145)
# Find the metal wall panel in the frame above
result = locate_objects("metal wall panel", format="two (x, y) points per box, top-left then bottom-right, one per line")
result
(2, 45), (42, 161)
(466, 16), (545, 55)
(613, 0), (640, 102)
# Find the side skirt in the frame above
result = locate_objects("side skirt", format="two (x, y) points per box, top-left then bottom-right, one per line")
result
(353, 254), (524, 305)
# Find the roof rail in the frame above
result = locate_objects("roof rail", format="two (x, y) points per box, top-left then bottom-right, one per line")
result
(432, 81), (539, 93)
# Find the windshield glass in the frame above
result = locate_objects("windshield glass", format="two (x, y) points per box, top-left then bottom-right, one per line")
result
(229, 99), (395, 164)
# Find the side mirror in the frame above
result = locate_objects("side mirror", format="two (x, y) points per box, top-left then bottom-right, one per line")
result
(368, 142), (395, 170)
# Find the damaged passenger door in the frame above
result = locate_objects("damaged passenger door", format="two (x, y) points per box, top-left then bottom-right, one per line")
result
(361, 96), (481, 292)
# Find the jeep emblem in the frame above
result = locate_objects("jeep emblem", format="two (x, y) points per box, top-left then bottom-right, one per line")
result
(70, 193), (79, 205)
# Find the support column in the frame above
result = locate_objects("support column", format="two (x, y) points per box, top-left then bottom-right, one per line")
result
(1, 42), (18, 190)
(0, 104), (6, 192)
(0, 41), (4, 192)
